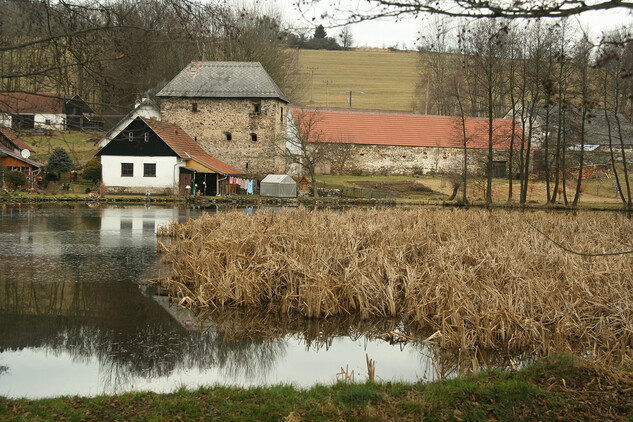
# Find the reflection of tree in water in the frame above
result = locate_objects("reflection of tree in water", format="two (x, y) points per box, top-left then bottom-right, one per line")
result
(24, 322), (286, 393)
(201, 308), (415, 351)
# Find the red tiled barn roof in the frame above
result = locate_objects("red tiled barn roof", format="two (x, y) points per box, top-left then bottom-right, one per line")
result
(143, 118), (242, 175)
(289, 107), (522, 149)
(0, 92), (65, 114)
(0, 126), (36, 152)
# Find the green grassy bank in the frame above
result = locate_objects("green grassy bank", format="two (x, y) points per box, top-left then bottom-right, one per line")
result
(2, 355), (632, 421)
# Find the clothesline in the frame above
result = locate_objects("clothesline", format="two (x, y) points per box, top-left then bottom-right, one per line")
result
(228, 176), (257, 195)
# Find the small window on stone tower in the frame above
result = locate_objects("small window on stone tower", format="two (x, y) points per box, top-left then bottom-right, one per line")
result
(280, 107), (284, 122)
(191, 103), (198, 112)
(251, 133), (257, 142)
(225, 132), (232, 141)
(253, 103), (261, 115)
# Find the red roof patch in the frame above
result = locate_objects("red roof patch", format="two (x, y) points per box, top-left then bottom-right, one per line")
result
(143, 118), (242, 175)
(289, 107), (522, 149)
(0, 92), (65, 114)
(0, 126), (36, 152)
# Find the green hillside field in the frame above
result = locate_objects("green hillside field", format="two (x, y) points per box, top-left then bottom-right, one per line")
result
(295, 49), (421, 112)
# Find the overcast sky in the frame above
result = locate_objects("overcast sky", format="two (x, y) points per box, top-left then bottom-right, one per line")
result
(275, 1), (633, 49)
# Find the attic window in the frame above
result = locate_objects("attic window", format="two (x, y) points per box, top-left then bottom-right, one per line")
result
(225, 132), (232, 141)
(144, 132), (149, 142)
(128, 132), (133, 142)
(251, 133), (258, 142)
(191, 102), (198, 112)
(253, 103), (261, 115)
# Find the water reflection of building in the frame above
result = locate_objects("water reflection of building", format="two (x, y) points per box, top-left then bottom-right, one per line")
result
(99, 207), (181, 248)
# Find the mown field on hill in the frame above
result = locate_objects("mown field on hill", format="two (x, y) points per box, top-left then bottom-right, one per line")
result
(295, 49), (421, 111)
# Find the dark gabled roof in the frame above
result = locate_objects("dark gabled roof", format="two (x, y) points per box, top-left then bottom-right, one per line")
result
(142, 118), (242, 175)
(100, 98), (160, 145)
(157, 61), (288, 103)
(0, 126), (36, 152)
(289, 107), (522, 149)
(0, 144), (44, 168)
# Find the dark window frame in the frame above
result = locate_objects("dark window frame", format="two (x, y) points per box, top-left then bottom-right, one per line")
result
(250, 133), (258, 142)
(121, 163), (134, 177)
(253, 103), (261, 115)
(191, 102), (198, 112)
(226, 132), (232, 141)
(143, 163), (156, 177)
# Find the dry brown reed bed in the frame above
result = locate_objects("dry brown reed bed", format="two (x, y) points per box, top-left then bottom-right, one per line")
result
(156, 208), (633, 365)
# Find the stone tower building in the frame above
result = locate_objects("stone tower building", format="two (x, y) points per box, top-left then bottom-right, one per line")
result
(157, 61), (289, 176)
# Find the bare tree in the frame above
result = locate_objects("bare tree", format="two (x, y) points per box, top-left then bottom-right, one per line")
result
(596, 29), (633, 208)
(322, 134), (356, 174)
(285, 109), (330, 197)
(417, 16), (455, 115)
(339, 26), (354, 49)
(458, 18), (509, 204)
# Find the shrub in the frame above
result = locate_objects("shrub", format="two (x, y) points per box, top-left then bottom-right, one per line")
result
(5, 170), (28, 188)
(82, 166), (101, 184)
(44, 172), (59, 181)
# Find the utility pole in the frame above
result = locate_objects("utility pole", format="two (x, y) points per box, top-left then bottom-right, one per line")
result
(324, 80), (331, 107)
(308, 66), (318, 103)
(341, 89), (365, 108)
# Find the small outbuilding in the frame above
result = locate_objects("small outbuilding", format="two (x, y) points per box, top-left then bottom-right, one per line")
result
(260, 174), (296, 198)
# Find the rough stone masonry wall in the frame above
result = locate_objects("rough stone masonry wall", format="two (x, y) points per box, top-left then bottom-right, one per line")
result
(161, 98), (287, 176)
(333, 144), (514, 176)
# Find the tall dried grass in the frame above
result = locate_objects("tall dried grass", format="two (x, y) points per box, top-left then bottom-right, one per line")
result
(156, 208), (633, 365)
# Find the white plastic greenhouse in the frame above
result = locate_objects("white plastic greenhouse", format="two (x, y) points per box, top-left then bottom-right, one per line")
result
(260, 174), (296, 198)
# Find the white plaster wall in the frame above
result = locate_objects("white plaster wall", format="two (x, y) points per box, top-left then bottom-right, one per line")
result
(34, 113), (65, 130)
(99, 207), (181, 248)
(101, 155), (180, 189)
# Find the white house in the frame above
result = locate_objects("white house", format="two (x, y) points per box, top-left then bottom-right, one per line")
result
(97, 98), (161, 148)
(96, 116), (242, 195)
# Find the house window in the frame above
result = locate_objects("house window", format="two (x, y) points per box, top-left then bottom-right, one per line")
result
(45, 119), (51, 125)
(251, 133), (257, 142)
(253, 103), (261, 115)
(225, 132), (232, 141)
(144, 132), (150, 142)
(192, 103), (198, 112)
(128, 132), (133, 142)
(121, 163), (133, 177)
(143, 163), (156, 177)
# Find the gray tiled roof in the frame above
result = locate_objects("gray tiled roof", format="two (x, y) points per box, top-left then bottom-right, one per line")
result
(533, 105), (633, 146)
(157, 62), (288, 102)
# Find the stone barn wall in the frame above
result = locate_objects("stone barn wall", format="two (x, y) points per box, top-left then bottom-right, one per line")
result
(321, 143), (516, 177)
(160, 97), (288, 177)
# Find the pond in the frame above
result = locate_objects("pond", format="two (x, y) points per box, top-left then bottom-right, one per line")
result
(0, 204), (451, 399)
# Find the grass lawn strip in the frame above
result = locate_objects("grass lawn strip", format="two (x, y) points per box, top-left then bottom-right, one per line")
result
(2, 355), (632, 421)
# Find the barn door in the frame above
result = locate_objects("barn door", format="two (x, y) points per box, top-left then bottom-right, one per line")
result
(179, 170), (193, 195)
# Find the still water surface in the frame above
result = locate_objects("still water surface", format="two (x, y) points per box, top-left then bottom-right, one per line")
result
(0, 204), (439, 398)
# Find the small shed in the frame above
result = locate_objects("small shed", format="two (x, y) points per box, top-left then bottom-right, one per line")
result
(260, 174), (296, 198)
(297, 176), (312, 192)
